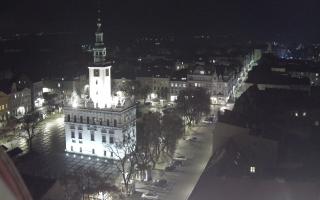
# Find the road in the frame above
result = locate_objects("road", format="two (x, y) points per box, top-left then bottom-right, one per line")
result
(14, 114), (117, 180)
(136, 122), (214, 200)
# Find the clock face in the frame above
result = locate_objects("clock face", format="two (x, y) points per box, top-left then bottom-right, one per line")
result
(94, 69), (100, 77)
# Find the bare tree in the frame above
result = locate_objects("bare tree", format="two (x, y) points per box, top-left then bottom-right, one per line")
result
(19, 112), (40, 151)
(107, 132), (137, 196)
(161, 113), (184, 155)
(176, 87), (211, 126)
(71, 167), (117, 200)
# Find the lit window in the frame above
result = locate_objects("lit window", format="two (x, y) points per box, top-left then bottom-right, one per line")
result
(250, 166), (256, 173)
(303, 112), (307, 117)
(295, 112), (299, 117)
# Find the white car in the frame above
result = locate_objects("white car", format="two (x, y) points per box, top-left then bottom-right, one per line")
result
(141, 192), (159, 199)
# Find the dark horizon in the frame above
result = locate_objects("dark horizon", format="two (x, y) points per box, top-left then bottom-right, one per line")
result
(1, 0), (320, 43)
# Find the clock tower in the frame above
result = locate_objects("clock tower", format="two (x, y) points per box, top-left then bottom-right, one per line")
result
(88, 10), (112, 109)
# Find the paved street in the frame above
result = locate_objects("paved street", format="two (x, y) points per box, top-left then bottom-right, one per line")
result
(136, 122), (214, 200)
(14, 114), (117, 180)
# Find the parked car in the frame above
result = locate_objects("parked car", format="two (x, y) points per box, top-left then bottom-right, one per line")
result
(203, 117), (214, 124)
(165, 164), (176, 171)
(141, 192), (159, 199)
(172, 159), (183, 167)
(153, 179), (167, 188)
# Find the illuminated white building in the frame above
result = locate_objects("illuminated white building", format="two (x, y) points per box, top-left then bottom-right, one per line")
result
(64, 15), (136, 159)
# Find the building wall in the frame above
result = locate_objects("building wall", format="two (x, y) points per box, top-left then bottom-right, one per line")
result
(64, 106), (136, 159)
(9, 88), (31, 118)
(0, 92), (9, 128)
(89, 66), (112, 108)
(169, 80), (187, 101)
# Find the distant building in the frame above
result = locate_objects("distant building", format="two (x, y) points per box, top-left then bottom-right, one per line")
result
(64, 15), (136, 159)
(136, 67), (170, 100)
(169, 69), (188, 102)
(169, 66), (235, 105)
(9, 84), (32, 119)
(0, 92), (9, 128)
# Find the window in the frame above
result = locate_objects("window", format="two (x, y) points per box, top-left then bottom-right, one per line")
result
(92, 149), (95, 154)
(109, 137), (114, 144)
(71, 131), (75, 138)
(80, 116), (83, 123)
(91, 133), (95, 141)
(94, 69), (100, 77)
(80, 147), (82, 153)
(106, 69), (109, 76)
(102, 135), (106, 143)
(71, 146), (73, 151)
(114, 119), (117, 127)
(250, 166), (256, 173)
(67, 115), (70, 122)
(87, 116), (90, 124)
(111, 152), (113, 157)
(104, 150), (107, 156)
(99, 118), (102, 125)
(92, 117), (95, 125)
(78, 132), (82, 139)
(96, 80), (98, 85)
(107, 119), (110, 126)
(74, 115), (77, 122)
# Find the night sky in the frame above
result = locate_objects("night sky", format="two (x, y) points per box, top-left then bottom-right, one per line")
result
(1, 0), (320, 42)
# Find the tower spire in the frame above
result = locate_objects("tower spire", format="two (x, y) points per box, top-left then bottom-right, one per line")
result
(93, 0), (106, 64)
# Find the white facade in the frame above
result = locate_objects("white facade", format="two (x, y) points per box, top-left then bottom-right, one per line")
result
(64, 106), (136, 159)
(64, 16), (136, 160)
(89, 66), (112, 108)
